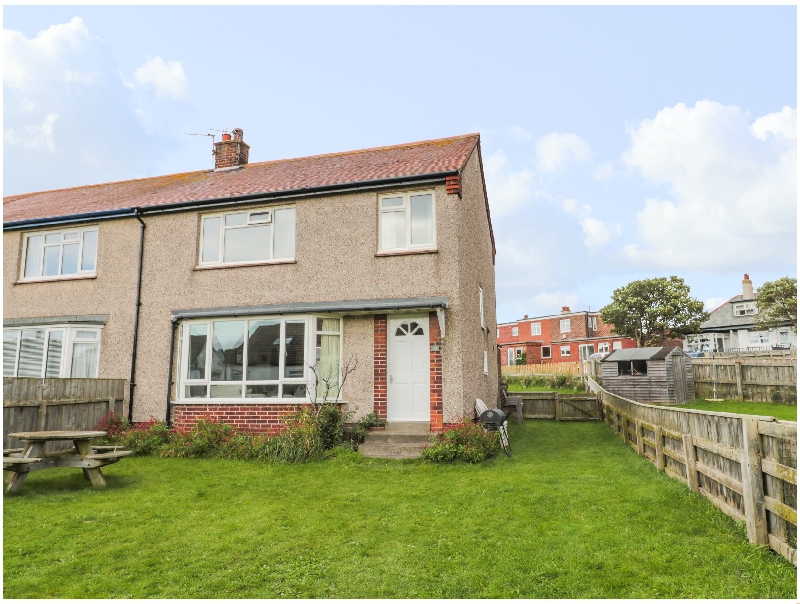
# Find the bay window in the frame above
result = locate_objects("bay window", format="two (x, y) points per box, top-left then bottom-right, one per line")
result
(3, 325), (101, 378)
(179, 315), (342, 402)
(199, 206), (296, 266)
(21, 227), (98, 280)
(378, 191), (436, 251)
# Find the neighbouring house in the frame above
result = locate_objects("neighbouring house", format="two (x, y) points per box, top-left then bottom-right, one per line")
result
(3, 131), (498, 434)
(684, 274), (797, 353)
(600, 346), (694, 404)
(497, 306), (637, 366)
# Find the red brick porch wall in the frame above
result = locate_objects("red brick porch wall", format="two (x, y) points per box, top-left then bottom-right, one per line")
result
(172, 404), (303, 433)
(373, 314), (388, 420)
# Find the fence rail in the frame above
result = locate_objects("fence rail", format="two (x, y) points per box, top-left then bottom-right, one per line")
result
(502, 362), (581, 377)
(587, 376), (797, 565)
(691, 358), (796, 404)
(3, 378), (126, 452)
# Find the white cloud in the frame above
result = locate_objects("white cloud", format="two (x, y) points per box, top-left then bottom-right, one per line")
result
(595, 161), (614, 181)
(535, 132), (592, 173)
(704, 296), (730, 311)
(484, 149), (534, 217)
(622, 100), (796, 271)
(751, 106), (796, 140)
(581, 217), (621, 249)
(510, 126), (532, 142)
(4, 113), (58, 150)
(134, 56), (188, 100)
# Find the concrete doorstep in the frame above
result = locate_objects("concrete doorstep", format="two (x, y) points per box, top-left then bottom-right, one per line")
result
(359, 422), (432, 459)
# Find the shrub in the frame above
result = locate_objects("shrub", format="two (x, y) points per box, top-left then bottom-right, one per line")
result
(119, 417), (172, 456)
(420, 418), (500, 463)
(317, 403), (346, 450)
(344, 412), (386, 448)
(94, 411), (131, 441)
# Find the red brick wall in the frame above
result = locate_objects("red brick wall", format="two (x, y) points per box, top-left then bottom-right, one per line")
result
(373, 314), (387, 420)
(429, 311), (443, 432)
(172, 403), (302, 433)
(213, 139), (250, 169)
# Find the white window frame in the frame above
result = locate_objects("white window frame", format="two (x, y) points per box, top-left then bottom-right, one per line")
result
(177, 314), (343, 403)
(592, 317), (597, 331)
(541, 346), (551, 359)
(733, 302), (757, 316)
(560, 345), (571, 357)
(778, 330), (790, 344)
(511, 326), (518, 337)
(377, 190), (437, 252)
(479, 287), (485, 329)
(531, 322), (541, 336)
(198, 205), (296, 267)
(483, 350), (488, 375)
(3, 324), (103, 378)
(612, 341), (623, 350)
(560, 318), (571, 333)
(598, 342), (609, 353)
(748, 331), (769, 345)
(20, 227), (99, 282)
(507, 348), (515, 365)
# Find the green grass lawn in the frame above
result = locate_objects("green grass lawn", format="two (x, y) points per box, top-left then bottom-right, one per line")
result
(675, 399), (797, 421)
(4, 422), (795, 598)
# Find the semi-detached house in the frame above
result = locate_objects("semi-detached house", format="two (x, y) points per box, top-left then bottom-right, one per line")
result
(3, 131), (498, 433)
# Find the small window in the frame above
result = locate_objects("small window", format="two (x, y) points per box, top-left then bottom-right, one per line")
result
(3, 325), (101, 378)
(560, 318), (570, 333)
(749, 331), (769, 345)
(560, 345), (571, 357)
(612, 341), (623, 350)
(541, 346), (551, 359)
(507, 348), (515, 365)
(512, 326), (518, 337)
(483, 350), (488, 375)
(598, 342), (609, 353)
(779, 330), (790, 344)
(618, 361), (631, 375)
(632, 360), (648, 375)
(21, 227), (98, 280)
(592, 317), (597, 331)
(479, 287), (484, 329)
(378, 191), (436, 251)
(200, 206), (295, 266)
(531, 322), (541, 336)
(733, 302), (757, 316)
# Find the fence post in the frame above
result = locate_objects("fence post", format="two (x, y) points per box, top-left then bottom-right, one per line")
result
(37, 401), (48, 432)
(682, 433), (699, 492)
(734, 361), (744, 400)
(740, 417), (769, 545)
(654, 425), (665, 471)
(635, 419), (644, 456)
(554, 393), (561, 421)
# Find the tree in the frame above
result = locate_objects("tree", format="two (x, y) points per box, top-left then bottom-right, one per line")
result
(755, 277), (797, 333)
(600, 276), (708, 347)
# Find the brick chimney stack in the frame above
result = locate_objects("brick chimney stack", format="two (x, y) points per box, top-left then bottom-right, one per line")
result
(561, 306), (571, 314)
(214, 128), (249, 170)
(742, 274), (754, 299)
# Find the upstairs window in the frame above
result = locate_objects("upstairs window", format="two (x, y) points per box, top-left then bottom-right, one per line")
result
(733, 302), (757, 316)
(531, 322), (541, 336)
(378, 191), (435, 251)
(200, 206), (296, 266)
(479, 287), (485, 329)
(511, 326), (518, 337)
(560, 318), (571, 333)
(592, 317), (597, 331)
(21, 227), (98, 280)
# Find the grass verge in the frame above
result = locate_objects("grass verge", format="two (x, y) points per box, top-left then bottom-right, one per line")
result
(4, 421), (795, 598)
(674, 398), (797, 421)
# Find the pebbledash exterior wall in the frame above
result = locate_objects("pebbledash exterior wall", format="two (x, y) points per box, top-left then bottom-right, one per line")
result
(4, 148), (497, 431)
(497, 310), (637, 365)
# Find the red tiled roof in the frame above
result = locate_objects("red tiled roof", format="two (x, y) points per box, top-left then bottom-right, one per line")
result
(4, 133), (480, 224)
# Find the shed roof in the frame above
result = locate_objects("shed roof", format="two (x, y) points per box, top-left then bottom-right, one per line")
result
(603, 346), (679, 362)
(4, 133), (480, 225)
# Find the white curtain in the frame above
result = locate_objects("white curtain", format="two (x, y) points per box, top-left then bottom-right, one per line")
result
(71, 343), (98, 378)
(318, 318), (340, 398)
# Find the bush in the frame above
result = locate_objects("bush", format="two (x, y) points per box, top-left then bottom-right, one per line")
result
(119, 417), (172, 456)
(317, 403), (346, 450)
(343, 412), (386, 448)
(420, 418), (500, 463)
(94, 411), (131, 441)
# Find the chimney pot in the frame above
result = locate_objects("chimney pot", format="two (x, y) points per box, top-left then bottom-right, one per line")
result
(222, 133), (232, 141)
(523, 314), (528, 319)
(561, 306), (571, 314)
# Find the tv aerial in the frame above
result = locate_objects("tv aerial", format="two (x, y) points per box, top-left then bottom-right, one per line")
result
(185, 129), (232, 170)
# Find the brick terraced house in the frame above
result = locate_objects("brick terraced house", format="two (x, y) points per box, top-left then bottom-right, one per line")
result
(498, 306), (637, 366)
(3, 131), (498, 434)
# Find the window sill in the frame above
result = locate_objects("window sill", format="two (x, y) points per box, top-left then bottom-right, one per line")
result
(194, 259), (297, 271)
(15, 274), (97, 285)
(375, 248), (438, 257)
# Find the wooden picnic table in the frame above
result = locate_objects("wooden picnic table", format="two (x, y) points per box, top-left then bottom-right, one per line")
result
(3, 430), (131, 495)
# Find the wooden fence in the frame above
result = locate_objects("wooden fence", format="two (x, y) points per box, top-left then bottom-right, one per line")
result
(692, 358), (796, 404)
(3, 378), (126, 452)
(587, 376), (797, 565)
(502, 362), (581, 377)
(520, 392), (600, 421)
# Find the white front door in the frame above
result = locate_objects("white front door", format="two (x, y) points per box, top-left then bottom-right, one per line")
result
(388, 316), (430, 422)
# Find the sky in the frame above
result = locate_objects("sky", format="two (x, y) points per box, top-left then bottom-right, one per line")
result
(3, 6), (797, 323)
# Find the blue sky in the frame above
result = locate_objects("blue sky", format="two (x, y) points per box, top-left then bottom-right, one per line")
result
(4, 6), (797, 322)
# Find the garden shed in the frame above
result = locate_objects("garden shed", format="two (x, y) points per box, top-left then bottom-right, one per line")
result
(600, 346), (694, 404)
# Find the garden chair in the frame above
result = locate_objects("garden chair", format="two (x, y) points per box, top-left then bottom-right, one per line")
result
(500, 389), (524, 425)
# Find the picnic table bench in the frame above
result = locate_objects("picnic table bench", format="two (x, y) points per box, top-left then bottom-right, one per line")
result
(4, 431), (132, 495)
